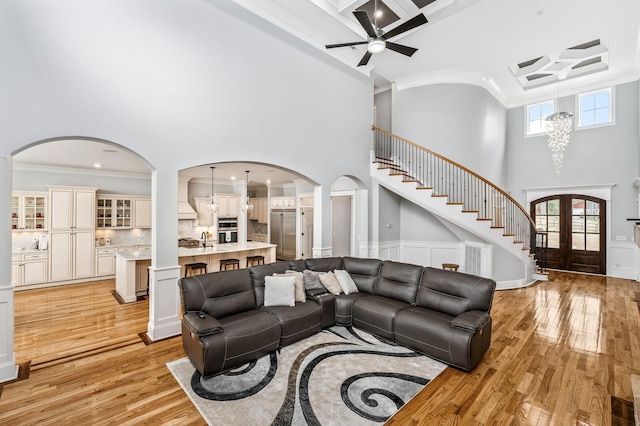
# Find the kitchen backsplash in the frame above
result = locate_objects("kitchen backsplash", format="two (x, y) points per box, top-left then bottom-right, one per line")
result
(12, 228), (152, 252)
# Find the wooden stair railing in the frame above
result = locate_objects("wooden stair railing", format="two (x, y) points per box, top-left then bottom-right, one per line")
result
(372, 125), (537, 252)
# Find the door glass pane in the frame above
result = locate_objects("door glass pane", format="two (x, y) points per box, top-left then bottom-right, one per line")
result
(536, 216), (547, 230)
(548, 216), (560, 232)
(536, 202), (547, 215)
(572, 199), (584, 215)
(586, 201), (599, 215)
(572, 216), (585, 232)
(548, 199), (559, 215)
(586, 234), (599, 251)
(572, 233), (585, 250)
(548, 232), (560, 249)
(586, 216), (599, 233)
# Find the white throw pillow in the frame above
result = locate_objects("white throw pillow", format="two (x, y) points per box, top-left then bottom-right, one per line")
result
(334, 269), (359, 295)
(264, 275), (296, 307)
(319, 271), (343, 295)
(274, 271), (305, 303)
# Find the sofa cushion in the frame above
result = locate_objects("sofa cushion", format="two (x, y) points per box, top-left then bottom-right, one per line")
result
(335, 293), (371, 326)
(343, 257), (382, 294)
(305, 257), (343, 272)
(320, 271), (343, 295)
(274, 271), (305, 303)
(287, 259), (306, 272)
(249, 262), (290, 307)
(264, 275), (296, 307)
(261, 301), (322, 347)
(416, 267), (496, 316)
(374, 261), (423, 305)
(303, 270), (326, 291)
(352, 295), (410, 340)
(334, 269), (359, 295)
(216, 310), (281, 372)
(179, 269), (256, 319)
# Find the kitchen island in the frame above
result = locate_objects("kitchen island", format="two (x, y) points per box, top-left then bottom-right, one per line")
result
(115, 241), (276, 303)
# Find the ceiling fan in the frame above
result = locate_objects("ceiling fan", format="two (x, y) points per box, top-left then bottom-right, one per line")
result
(325, 2), (428, 67)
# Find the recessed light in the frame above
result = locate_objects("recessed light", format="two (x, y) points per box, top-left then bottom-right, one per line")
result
(93, 163), (102, 168)
(375, 10), (383, 18)
(231, 176), (236, 180)
(266, 179), (271, 184)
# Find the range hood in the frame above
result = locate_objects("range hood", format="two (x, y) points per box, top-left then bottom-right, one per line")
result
(178, 177), (197, 220)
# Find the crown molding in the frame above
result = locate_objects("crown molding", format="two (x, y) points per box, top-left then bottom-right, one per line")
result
(13, 163), (151, 180)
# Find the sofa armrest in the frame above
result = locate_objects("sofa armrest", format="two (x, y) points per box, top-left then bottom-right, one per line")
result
(451, 310), (491, 332)
(306, 288), (328, 297)
(183, 312), (223, 336)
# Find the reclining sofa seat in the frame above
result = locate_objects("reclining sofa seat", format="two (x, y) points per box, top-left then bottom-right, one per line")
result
(394, 267), (496, 371)
(179, 269), (281, 377)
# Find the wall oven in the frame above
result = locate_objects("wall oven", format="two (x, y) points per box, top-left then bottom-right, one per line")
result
(218, 218), (238, 243)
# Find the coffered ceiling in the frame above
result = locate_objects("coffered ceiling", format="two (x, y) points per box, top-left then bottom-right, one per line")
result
(234, 0), (640, 106)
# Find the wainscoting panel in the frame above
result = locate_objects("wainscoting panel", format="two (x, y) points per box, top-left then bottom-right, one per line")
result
(402, 242), (463, 268)
(610, 241), (638, 280)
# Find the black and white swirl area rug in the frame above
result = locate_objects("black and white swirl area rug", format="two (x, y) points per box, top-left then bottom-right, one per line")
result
(166, 326), (447, 425)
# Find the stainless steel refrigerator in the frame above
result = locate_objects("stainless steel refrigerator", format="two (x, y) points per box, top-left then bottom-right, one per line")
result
(271, 210), (296, 260)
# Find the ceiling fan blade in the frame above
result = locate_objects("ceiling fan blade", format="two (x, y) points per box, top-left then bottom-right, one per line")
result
(386, 41), (418, 57)
(357, 51), (373, 67)
(325, 41), (368, 49)
(353, 10), (377, 38)
(382, 13), (428, 40)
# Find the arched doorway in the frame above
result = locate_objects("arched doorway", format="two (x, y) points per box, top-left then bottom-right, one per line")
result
(531, 194), (606, 274)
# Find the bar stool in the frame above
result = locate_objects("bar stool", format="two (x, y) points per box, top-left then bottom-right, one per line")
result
(442, 263), (459, 272)
(246, 255), (265, 267)
(184, 262), (208, 277)
(220, 258), (240, 271)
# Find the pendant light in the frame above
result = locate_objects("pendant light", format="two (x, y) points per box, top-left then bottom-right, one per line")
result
(207, 166), (219, 213)
(545, 76), (572, 176)
(241, 170), (254, 213)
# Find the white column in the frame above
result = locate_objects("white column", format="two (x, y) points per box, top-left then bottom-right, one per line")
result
(312, 185), (331, 258)
(147, 169), (181, 341)
(0, 155), (17, 382)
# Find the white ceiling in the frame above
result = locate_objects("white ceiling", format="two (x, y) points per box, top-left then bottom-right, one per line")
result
(236, 0), (640, 106)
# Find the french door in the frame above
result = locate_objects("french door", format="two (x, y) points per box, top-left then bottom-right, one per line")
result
(531, 194), (606, 275)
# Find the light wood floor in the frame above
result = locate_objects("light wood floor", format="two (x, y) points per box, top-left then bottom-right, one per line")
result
(1, 272), (638, 425)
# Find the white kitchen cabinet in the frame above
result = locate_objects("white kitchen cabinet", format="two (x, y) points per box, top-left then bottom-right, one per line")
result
(271, 196), (296, 209)
(11, 192), (48, 231)
(249, 197), (267, 222)
(12, 252), (48, 286)
(218, 195), (240, 218)
(96, 195), (133, 228)
(95, 247), (117, 276)
(194, 197), (218, 228)
(48, 186), (97, 282)
(132, 197), (152, 228)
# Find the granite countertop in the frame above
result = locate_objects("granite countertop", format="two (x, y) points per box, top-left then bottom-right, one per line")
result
(117, 241), (275, 261)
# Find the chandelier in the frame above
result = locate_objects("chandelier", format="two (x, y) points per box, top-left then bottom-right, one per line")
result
(207, 166), (219, 213)
(241, 170), (254, 213)
(545, 111), (572, 176)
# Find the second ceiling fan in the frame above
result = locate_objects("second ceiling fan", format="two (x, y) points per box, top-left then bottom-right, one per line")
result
(325, 1), (428, 67)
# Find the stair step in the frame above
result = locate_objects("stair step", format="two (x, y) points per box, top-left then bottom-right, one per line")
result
(477, 218), (492, 221)
(462, 210), (479, 213)
(389, 173), (406, 177)
(503, 233), (516, 237)
(490, 226), (505, 229)
(431, 194), (449, 198)
(416, 187), (434, 190)
(403, 178), (419, 183)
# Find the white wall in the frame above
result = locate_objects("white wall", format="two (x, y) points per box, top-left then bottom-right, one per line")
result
(0, 0), (374, 379)
(392, 83), (508, 186)
(506, 81), (639, 240)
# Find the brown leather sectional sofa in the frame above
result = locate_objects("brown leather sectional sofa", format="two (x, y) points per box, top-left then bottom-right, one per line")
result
(178, 256), (496, 377)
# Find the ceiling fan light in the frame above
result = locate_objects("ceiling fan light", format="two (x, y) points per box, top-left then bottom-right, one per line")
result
(368, 38), (386, 54)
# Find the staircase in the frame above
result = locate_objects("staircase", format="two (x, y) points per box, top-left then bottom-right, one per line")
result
(371, 126), (540, 289)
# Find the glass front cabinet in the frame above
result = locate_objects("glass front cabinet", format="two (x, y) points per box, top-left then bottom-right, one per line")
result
(96, 195), (133, 228)
(11, 191), (47, 231)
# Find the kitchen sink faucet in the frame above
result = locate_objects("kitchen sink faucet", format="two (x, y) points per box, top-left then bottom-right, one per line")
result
(201, 231), (207, 248)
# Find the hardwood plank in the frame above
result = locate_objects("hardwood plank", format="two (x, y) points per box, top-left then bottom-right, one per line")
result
(1, 272), (639, 425)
